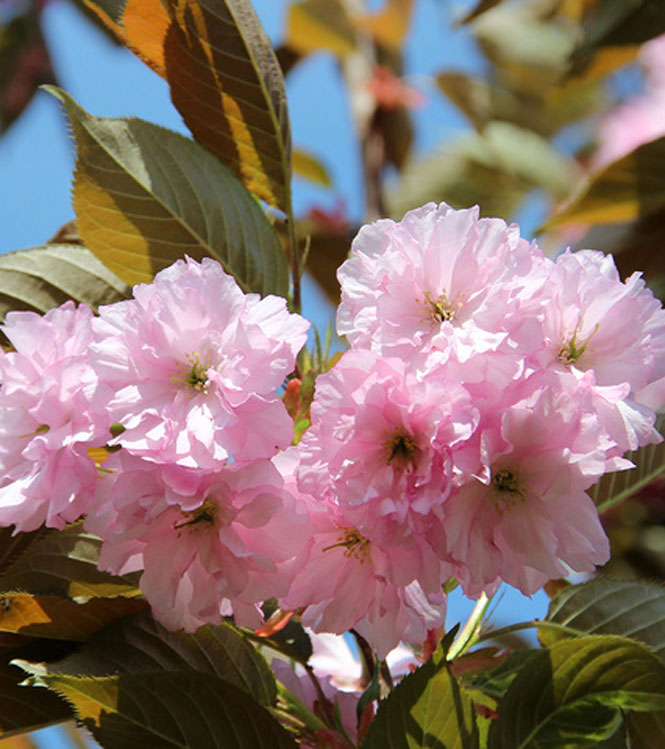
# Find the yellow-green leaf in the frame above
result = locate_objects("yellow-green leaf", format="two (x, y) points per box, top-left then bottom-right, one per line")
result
(546, 136), (665, 229)
(355, 0), (414, 49)
(0, 592), (148, 641)
(286, 0), (356, 58)
(164, 0), (292, 212)
(292, 148), (331, 186)
(46, 86), (288, 296)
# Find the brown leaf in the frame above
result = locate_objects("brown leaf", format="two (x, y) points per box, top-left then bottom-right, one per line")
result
(164, 0), (292, 212)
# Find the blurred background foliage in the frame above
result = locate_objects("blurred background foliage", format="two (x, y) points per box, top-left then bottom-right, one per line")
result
(4, 0), (665, 745)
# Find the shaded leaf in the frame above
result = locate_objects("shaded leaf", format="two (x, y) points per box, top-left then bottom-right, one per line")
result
(164, 0), (292, 212)
(0, 4), (57, 133)
(547, 136), (665, 229)
(627, 709), (665, 748)
(0, 528), (46, 579)
(0, 592), (148, 641)
(590, 414), (665, 513)
(572, 0), (665, 71)
(488, 635), (665, 748)
(459, 0), (506, 25)
(47, 87), (288, 296)
(0, 659), (71, 739)
(0, 523), (141, 603)
(298, 221), (354, 303)
(362, 647), (479, 748)
(542, 579), (665, 660)
(436, 69), (605, 139)
(0, 244), (130, 323)
(286, 0), (356, 58)
(18, 670), (296, 749)
(377, 105), (413, 170)
(293, 148), (331, 186)
(48, 611), (276, 707)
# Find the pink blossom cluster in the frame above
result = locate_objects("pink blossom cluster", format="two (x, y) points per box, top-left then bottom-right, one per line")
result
(0, 257), (311, 630)
(0, 204), (663, 659)
(276, 202), (665, 655)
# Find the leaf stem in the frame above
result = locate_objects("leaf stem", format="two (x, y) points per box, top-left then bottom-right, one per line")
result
(448, 592), (490, 660)
(473, 619), (585, 644)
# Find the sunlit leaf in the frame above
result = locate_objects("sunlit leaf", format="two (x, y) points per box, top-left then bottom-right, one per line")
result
(164, 0), (292, 213)
(590, 414), (665, 513)
(0, 244), (130, 323)
(362, 647), (479, 748)
(542, 579), (665, 660)
(0, 593), (148, 641)
(0, 523), (141, 604)
(79, 0), (127, 40)
(286, 0), (356, 58)
(17, 670), (296, 749)
(122, 0), (171, 77)
(0, 659), (71, 739)
(355, 0), (414, 49)
(546, 136), (665, 229)
(488, 635), (665, 748)
(46, 86), (288, 296)
(48, 611), (276, 707)
(293, 148), (331, 186)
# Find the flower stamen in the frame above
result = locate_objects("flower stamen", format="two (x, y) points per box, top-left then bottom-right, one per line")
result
(491, 467), (525, 510)
(383, 430), (419, 472)
(558, 322), (599, 368)
(323, 527), (371, 562)
(173, 499), (217, 533)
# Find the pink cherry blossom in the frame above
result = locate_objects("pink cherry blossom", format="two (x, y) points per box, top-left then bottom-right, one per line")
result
(336, 202), (547, 361)
(296, 349), (479, 551)
(86, 451), (310, 631)
(90, 257), (309, 469)
(444, 373), (613, 598)
(0, 302), (108, 532)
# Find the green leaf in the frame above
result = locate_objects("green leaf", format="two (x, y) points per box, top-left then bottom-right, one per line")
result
(546, 136), (665, 229)
(0, 243), (130, 324)
(164, 0), (292, 213)
(292, 148), (331, 186)
(361, 648), (479, 749)
(0, 658), (71, 739)
(45, 86), (288, 297)
(17, 670), (297, 748)
(389, 122), (575, 220)
(0, 523), (141, 603)
(286, 0), (356, 58)
(47, 611), (276, 707)
(590, 414), (665, 513)
(488, 635), (665, 748)
(542, 579), (665, 660)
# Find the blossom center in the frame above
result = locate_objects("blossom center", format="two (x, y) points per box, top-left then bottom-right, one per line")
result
(491, 467), (525, 510)
(173, 499), (217, 533)
(422, 290), (463, 325)
(323, 527), (371, 562)
(172, 352), (212, 393)
(557, 322), (599, 368)
(383, 430), (419, 472)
